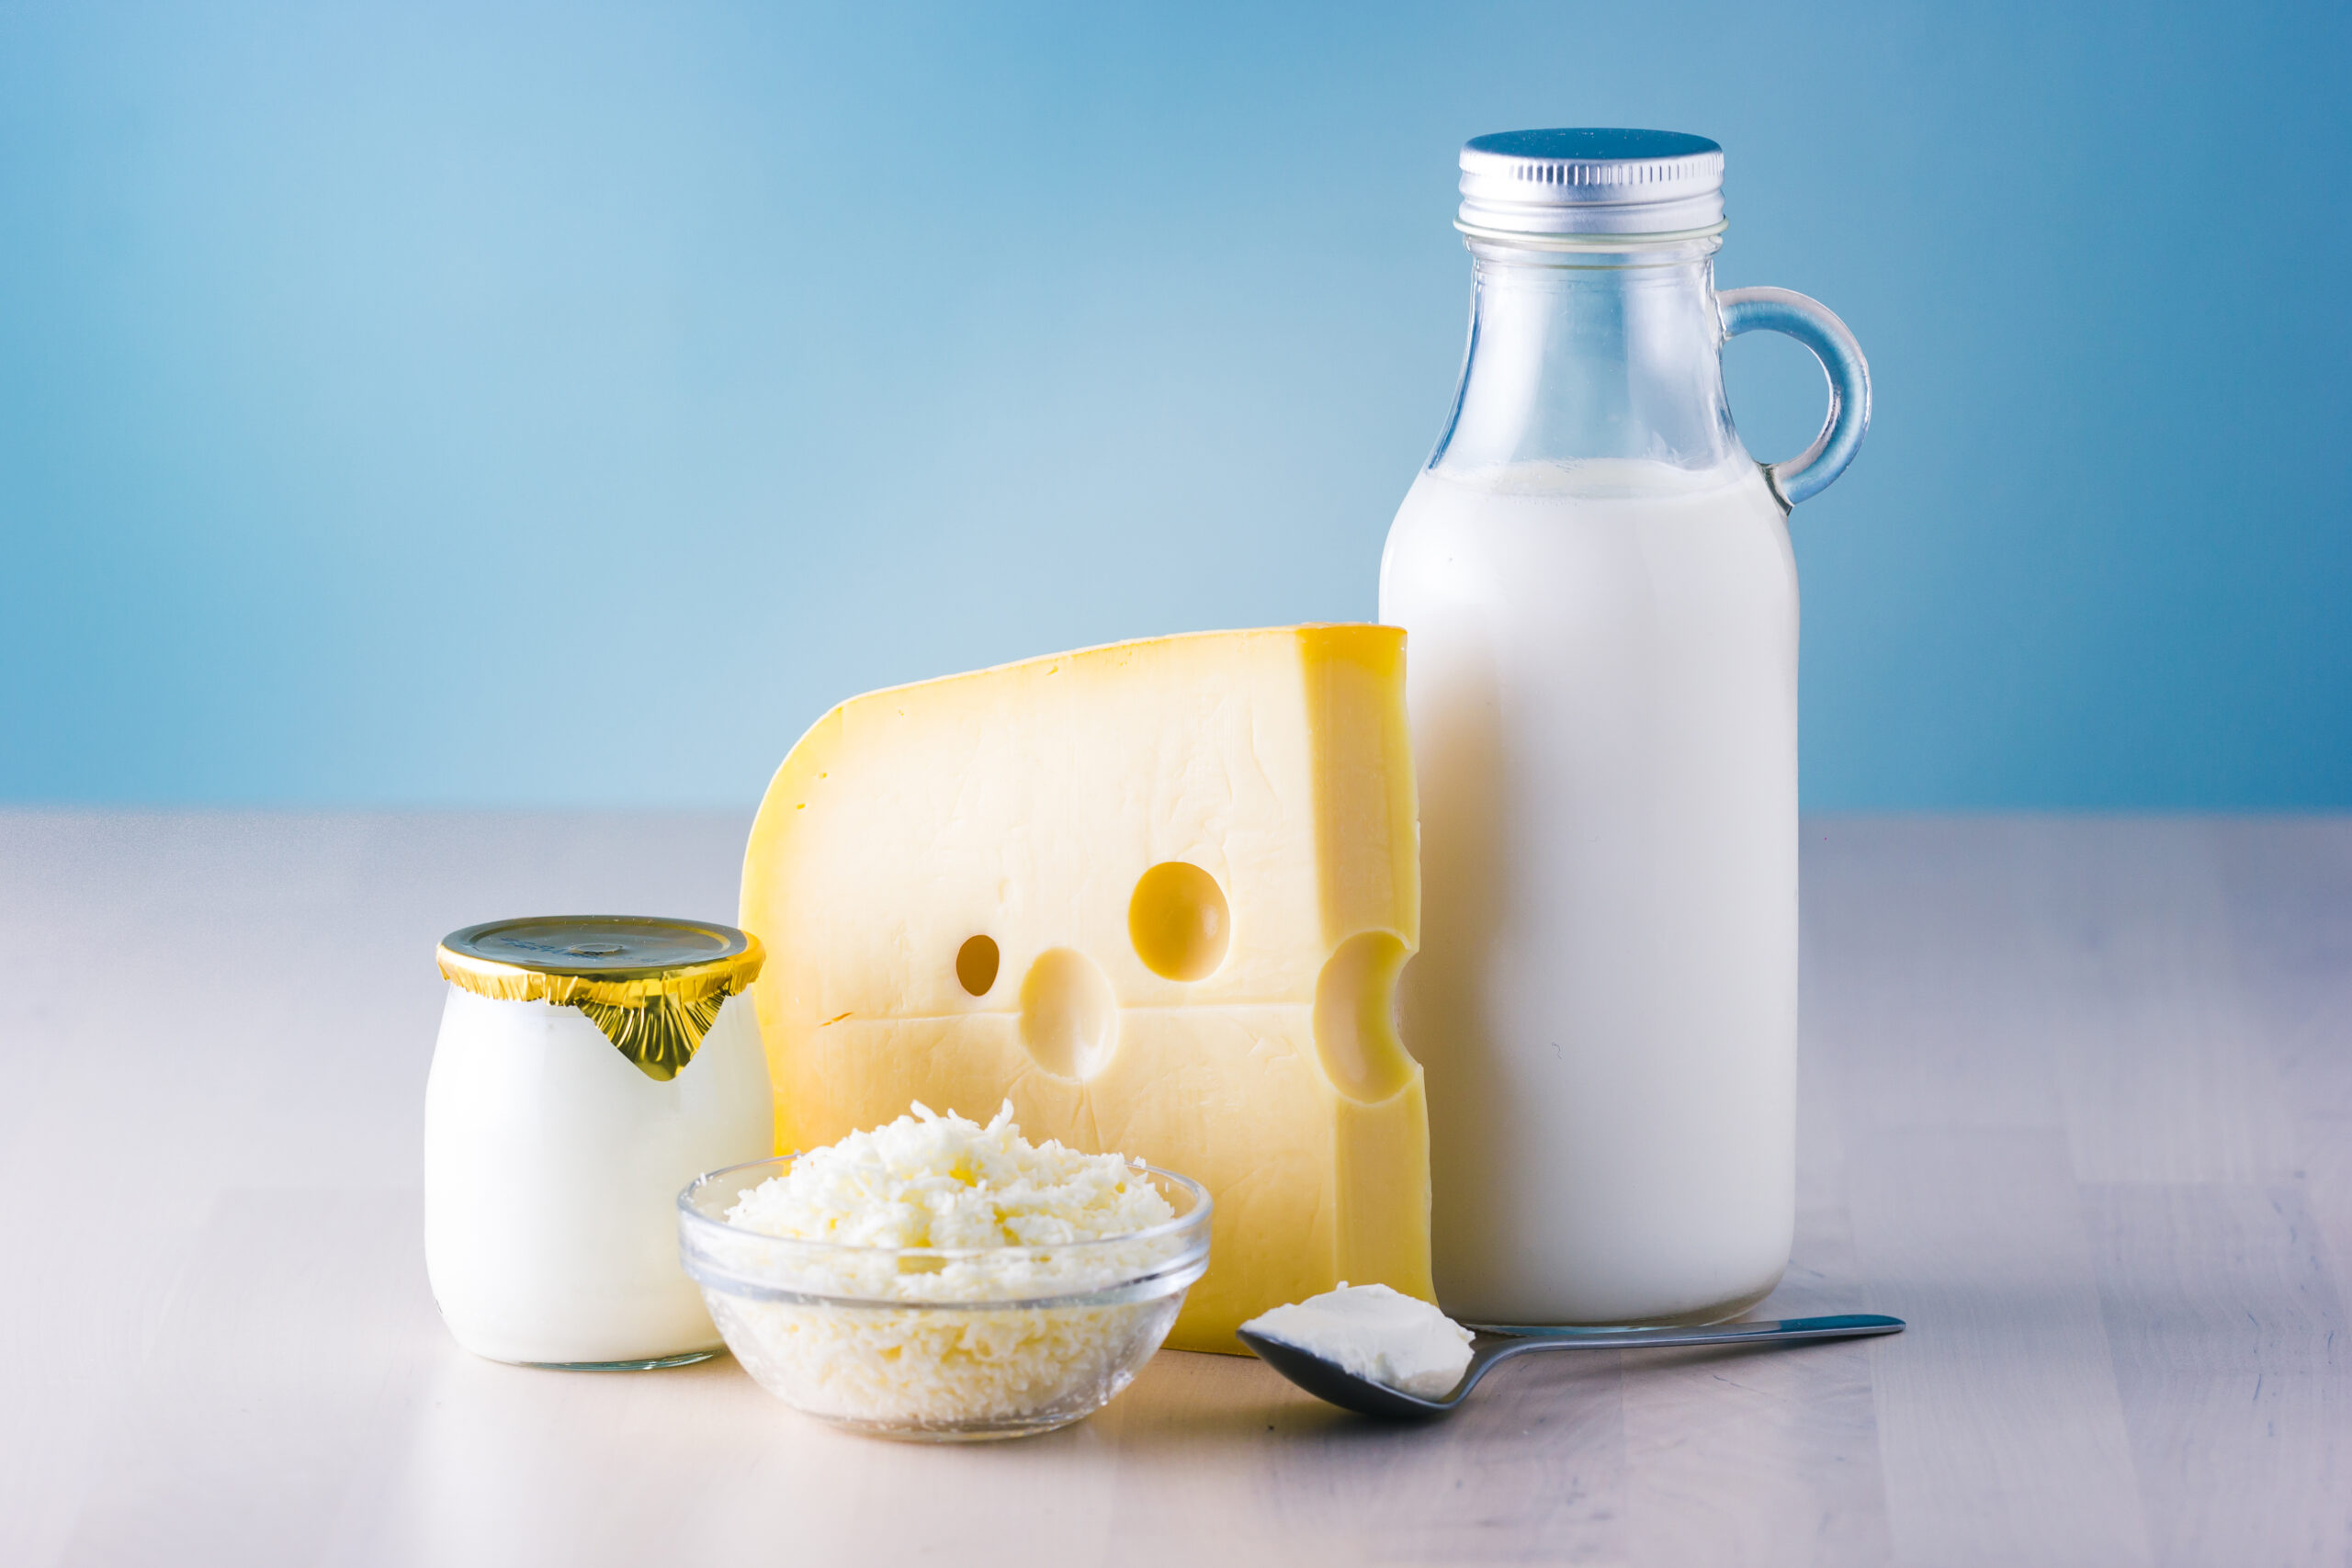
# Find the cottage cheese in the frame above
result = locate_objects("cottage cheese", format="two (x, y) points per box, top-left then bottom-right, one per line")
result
(1243, 1282), (1475, 1397)
(695, 1104), (1194, 1432)
(725, 1100), (1174, 1292)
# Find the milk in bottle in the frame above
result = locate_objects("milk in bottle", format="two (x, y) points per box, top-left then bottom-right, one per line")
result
(1380, 130), (1869, 1325)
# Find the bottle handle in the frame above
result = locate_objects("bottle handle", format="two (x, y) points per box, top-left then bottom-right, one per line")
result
(1717, 286), (1871, 507)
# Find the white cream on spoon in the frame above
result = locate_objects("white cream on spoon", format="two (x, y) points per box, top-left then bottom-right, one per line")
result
(1241, 1283), (1475, 1397)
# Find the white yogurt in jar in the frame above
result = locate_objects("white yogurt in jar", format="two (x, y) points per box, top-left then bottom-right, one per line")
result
(424, 916), (773, 1367)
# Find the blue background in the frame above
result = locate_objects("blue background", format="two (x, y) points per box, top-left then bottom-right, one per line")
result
(3, 0), (2346, 809)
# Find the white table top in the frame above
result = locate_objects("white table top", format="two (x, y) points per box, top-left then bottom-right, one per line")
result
(5, 812), (2346, 1566)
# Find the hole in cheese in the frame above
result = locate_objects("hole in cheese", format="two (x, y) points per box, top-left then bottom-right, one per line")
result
(1127, 862), (1231, 982)
(1018, 947), (1119, 1080)
(955, 935), (1000, 997)
(1313, 931), (1414, 1102)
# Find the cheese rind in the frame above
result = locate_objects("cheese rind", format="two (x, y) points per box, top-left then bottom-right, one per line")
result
(739, 626), (1431, 1350)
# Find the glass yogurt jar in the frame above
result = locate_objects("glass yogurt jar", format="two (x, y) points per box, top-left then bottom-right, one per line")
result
(425, 915), (773, 1368)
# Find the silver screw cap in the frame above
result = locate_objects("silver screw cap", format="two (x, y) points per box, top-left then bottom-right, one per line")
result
(1458, 129), (1724, 238)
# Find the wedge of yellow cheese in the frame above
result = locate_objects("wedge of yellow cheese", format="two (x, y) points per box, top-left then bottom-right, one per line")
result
(738, 626), (1431, 1351)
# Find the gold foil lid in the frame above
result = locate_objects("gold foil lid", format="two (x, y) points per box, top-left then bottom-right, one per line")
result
(437, 916), (765, 1082)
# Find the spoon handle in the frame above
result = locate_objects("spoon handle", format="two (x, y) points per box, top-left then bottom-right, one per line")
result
(1462, 1313), (1905, 1351)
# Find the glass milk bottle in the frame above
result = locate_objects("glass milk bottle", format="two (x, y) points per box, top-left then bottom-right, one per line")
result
(1380, 130), (1869, 1325)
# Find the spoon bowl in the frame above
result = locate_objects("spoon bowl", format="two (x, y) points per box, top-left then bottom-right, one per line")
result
(1239, 1313), (1905, 1419)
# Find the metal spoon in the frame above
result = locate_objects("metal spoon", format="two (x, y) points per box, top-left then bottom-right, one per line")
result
(1238, 1313), (1905, 1420)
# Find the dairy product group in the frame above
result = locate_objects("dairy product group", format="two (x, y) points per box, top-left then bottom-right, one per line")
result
(417, 125), (1870, 1429)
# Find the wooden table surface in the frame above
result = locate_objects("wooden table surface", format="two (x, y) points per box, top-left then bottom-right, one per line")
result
(4, 812), (2346, 1566)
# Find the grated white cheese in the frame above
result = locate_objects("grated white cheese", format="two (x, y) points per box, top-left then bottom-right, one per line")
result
(725, 1100), (1174, 1292)
(703, 1103), (1189, 1430)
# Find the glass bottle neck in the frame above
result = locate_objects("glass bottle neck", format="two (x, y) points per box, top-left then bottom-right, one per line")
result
(1428, 235), (1747, 485)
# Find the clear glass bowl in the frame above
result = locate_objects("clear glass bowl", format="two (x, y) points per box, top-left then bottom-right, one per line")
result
(677, 1156), (1210, 1441)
